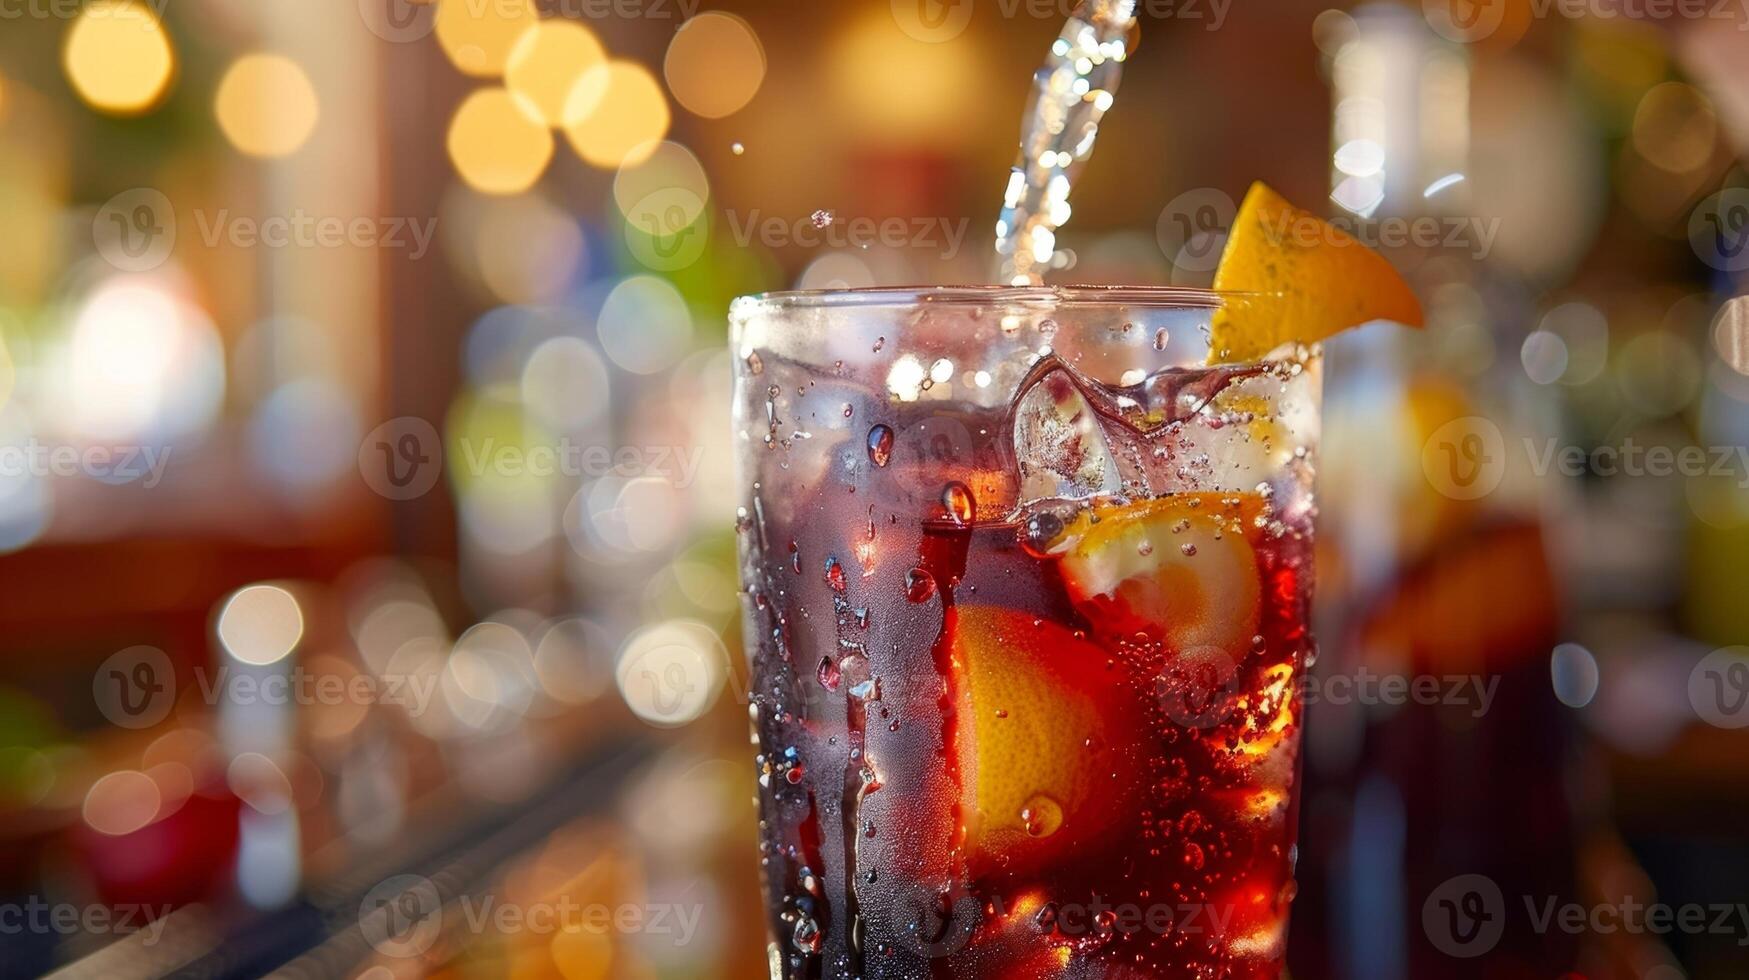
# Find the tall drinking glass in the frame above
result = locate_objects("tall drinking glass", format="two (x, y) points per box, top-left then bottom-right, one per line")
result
(730, 286), (1321, 979)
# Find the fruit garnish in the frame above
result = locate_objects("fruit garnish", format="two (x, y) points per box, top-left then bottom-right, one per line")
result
(1055, 492), (1268, 657)
(949, 606), (1137, 864)
(1208, 181), (1424, 364)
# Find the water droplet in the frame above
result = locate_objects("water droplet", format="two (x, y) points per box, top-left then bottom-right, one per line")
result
(810, 209), (834, 229)
(873, 336), (886, 353)
(825, 556), (847, 593)
(746, 351), (764, 375)
(1018, 509), (1067, 558)
(1034, 902), (1059, 932)
(731, 141), (745, 155)
(842, 403), (854, 419)
(1020, 794), (1064, 838)
(866, 424), (894, 467)
(1180, 542), (1197, 556)
(942, 481), (976, 525)
(1137, 539), (1154, 556)
(817, 657), (841, 692)
(1183, 841), (1206, 870)
(792, 913), (822, 953)
(904, 568), (937, 603)
(1153, 327), (1168, 351)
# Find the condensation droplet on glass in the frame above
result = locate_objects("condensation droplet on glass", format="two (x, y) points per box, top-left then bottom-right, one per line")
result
(904, 568), (936, 603)
(942, 482), (976, 525)
(866, 424), (894, 467)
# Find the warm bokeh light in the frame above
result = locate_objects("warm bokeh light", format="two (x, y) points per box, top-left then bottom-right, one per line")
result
(448, 88), (553, 195)
(62, 0), (175, 116)
(663, 12), (766, 119)
(83, 770), (160, 836)
(596, 275), (691, 375)
(473, 192), (583, 302)
(505, 19), (604, 126)
(1631, 81), (1718, 175)
(828, 8), (985, 142)
(614, 619), (726, 727)
(611, 140), (709, 226)
(436, 0), (537, 78)
(561, 61), (668, 169)
(217, 584), (306, 666)
(62, 276), (226, 443)
(215, 54), (320, 158)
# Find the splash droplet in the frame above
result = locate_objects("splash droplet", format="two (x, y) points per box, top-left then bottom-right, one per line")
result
(810, 209), (834, 228)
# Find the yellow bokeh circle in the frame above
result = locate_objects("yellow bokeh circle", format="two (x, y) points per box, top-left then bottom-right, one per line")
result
(63, 0), (176, 116)
(562, 61), (668, 170)
(663, 12), (765, 119)
(448, 87), (553, 195)
(505, 20), (604, 127)
(436, 0), (538, 78)
(215, 54), (320, 158)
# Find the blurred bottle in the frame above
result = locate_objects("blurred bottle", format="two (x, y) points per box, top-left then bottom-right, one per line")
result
(1288, 6), (1579, 977)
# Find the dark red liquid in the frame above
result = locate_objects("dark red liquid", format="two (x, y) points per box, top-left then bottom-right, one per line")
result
(742, 482), (1312, 979)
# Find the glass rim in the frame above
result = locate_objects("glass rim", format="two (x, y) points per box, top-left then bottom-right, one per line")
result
(732, 284), (1264, 312)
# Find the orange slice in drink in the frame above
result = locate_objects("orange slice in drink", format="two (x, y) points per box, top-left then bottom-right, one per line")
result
(950, 605), (1138, 866)
(1055, 492), (1269, 658)
(1208, 182), (1424, 364)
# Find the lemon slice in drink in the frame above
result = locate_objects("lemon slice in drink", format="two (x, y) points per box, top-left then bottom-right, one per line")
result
(1208, 182), (1424, 364)
(1056, 492), (1269, 659)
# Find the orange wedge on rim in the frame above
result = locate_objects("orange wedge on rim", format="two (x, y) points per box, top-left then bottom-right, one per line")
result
(1208, 182), (1425, 364)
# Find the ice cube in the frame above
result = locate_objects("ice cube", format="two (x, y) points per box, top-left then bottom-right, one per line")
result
(1012, 368), (1123, 504)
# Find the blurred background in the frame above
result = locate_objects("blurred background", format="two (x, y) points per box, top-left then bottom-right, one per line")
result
(0, 0), (1745, 976)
